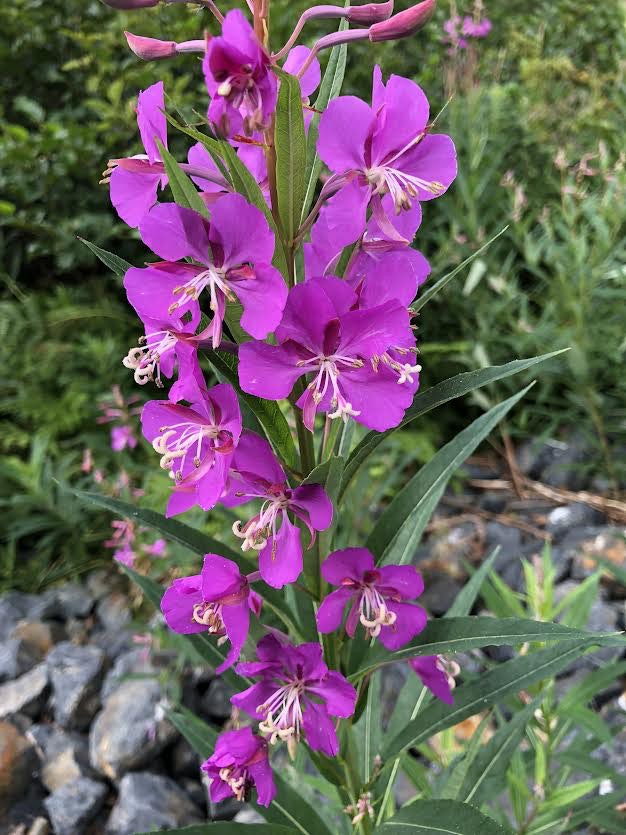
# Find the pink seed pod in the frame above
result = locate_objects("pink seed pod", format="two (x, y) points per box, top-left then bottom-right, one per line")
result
(369, 0), (436, 42)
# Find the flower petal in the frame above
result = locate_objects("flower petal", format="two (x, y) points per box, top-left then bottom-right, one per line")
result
(137, 81), (167, 164)
(238, 341), (307, 401)
(233, 262), (288, 339)
(318, 95), (374, 172)
(307, 670), (357, 718)
(230, 681), (276, 719)
(291, 483), (333, 532)
(371, 73), (429, 166)
(399, 133), (458, 201)
(201, 554), (243, 600)
(258, 515), (303, 589)
(316, 587), (354, 634)
(209, 192), (275, 267)
(218, 601), (250, 673)
(249, 757), (276, 807)
(110, 166), (162, 228)
(302, 700), (339, 756)
(377, 564), (424, 600)
(140, 202), (211, 263)
(160, 575), (204, 634)
(410, 656), (454, 705)
(339, 363), (413, 431)
(322, 548), (374, 585)
(379, 601), (428, 650)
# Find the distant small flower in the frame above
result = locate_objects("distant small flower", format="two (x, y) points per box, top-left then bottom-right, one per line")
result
(202, 727), (276, 806)
(81, 448), (94, 474)
(409, 655), (459, 705)
(232, 632), (357, 758)
(143, 538), (167, 557)
(317, 548), (427, 649)
(111, 424), (138, 452)
(113, 544), (137, 567)
(462, 15), (492, 38)
(161, 553), (262, 673)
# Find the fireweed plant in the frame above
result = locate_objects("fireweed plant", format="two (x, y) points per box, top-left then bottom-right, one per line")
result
(87, 0), (626, 831)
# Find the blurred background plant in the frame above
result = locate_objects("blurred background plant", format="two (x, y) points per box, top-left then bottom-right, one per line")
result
(1, 0), (625, 591)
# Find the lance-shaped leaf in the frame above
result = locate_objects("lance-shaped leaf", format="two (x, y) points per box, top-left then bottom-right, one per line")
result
(367, 385), (534, 565)
(205, 350), (299, 473)
(382, 636), (625, 762)
(74, 490), (242, 561)
(378, 800), (513, 834)
(445, 546), (500, 618)
(166, 705), (217, 760)
(77, 237), (132, 278)
(339, 351), (566, 500)
(274, 68), (306, 247)
(301, 17), (348, 220)
(156, 140), (209, 217)
(349, 617), (613, 681)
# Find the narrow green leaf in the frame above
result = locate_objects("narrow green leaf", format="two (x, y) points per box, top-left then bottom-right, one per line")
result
(205, 350), (299, 472)
(77, 237), (131, 278)
(301, 18), (348, 220)
(157, 140), (209, 216)
(368, 385), (533, 564)
(382, 638), (625, 762)
(438, 712), (493, 800)
(140, 824), (298, 835)
(379, 800), (512, 834)
(445, 546), (500, 618)
(350, 617), (610, 681)
(274, 68), (306, 247)
(166, 706), (217, 760)
(339, 351), (567, 500)
(457, 699), (538, 804)
(74, 490), (242, 561)
(413, 227), (509, 313)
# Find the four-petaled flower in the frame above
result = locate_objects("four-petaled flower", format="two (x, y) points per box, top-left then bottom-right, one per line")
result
(161, 553), (261, 673)
(204, 9), (277, 137)
(222, 430), (333, 588)
(201, 727), (276, 806)
(108, 81), (169, 227)
(316, 548), (427, 649)
(317, 66), (457, 246)
(133, 196), (287, 348)
(141, 382), (241, 517)
(238, 277), (414, 431)
(409, 655), (459, 705)
(232, 632), (357, 758)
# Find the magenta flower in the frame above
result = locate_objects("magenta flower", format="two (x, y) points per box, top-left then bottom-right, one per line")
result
(238, 277), (414, 431)
(201, 727), (275, 807)
(316, 548), (427, 649)
(113, 544), (136, 568)
(232, 632), (357, 757)
(161, 554), (261, 674)
(132, 196), (286, 347)
(143, 538), (167, 557)
(462, 15), (492, 39)
(409, 656), (458, 705)
(204, 9), (277, 137)
(282, 45), (321, 130)
(317, 66), (457, 244)
(109, 81), (168, 227)
(187, 140), (269, 205)
(221, 431), (332, 588)
(141, 382), (242, 517)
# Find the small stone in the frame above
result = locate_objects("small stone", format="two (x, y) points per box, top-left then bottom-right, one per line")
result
(540, 433), (593, 490)
(47, 643), (105, 730)
(200, 678), (233, 721)
(0, 593), (37, 640)
(44, 777), (107, 835)
(546, 503), (606, 540)
(56, 584), (95, 619)
(169, 737), (200, 779)
(0, 638), (42, 682)
(12, 620), (65, 656)
(0, 665), (49, 719)
(518, 437), (563, 479)
(40, 733), (94, 793)
(105, 772), (202, 833)
(0, 783), (48, 833)
(101, 648), (154, 702)
(90, 628), (133, 660)
(419, 570), (462, 616)
(86, 570), (116, 601)
(89, 679), (177, 779)
(479, 492), (508, 514)
(554, 582), (620, 669)
(29, 588), (63, 620)
(179, 777), (207, 813)
(569, 528), (626, 583)
(233, 805), (265, 824)
(96, 593), (131, 632)
(0, 721), (37, 816)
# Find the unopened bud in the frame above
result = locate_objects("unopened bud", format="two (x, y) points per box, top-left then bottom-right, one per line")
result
(125, 31), (206, 60)
(347, 0), (394, 24)
(125, 32), (177, 60)
(369, 0), (436, 42)
(100, 0), (160, 8)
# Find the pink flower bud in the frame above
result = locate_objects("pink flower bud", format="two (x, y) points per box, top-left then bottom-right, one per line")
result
(125, 32), (177, 60)
(346, 0), (394, 24)
(369, 0), (436, 42)
(100, 0), (160, 8)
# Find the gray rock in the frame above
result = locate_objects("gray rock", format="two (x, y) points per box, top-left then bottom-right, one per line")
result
(56, 583), (95, 619)
(546, 503), (606, 540)
(0, 720), (37, 816)
(0, 664), (49, 719)
(91, 627), (133, 660)
(29, 588), (63, 620)
(179, 778), (207, 813)
(478, 492), (507, 514)
(40, 733), (94, 792)
(11, 619), (65, 656)
(593, 725), (626, 778)
(554, 582), (621, 669)
(106, 772), (202, 833)
(0, 593), (37, 640)
(419, 570), (462, 615)
(44, 777), (107, 835)
(569, 527), (626, 582)
(540, 433), (593, 490)
(518, 437), (564, 479)
(0, 785), (47, 834)
(101, 648), (154, 702)
(0, 638), (42, 682)
(86, 570), (116, 601)
(200, 678), (234, 721)
(90, 679), (176, 779)
(170, 737), (200, 779)
(233, 805), (265, 824)
(47, 643), (105, 730)
(96, 592), (131, 632)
